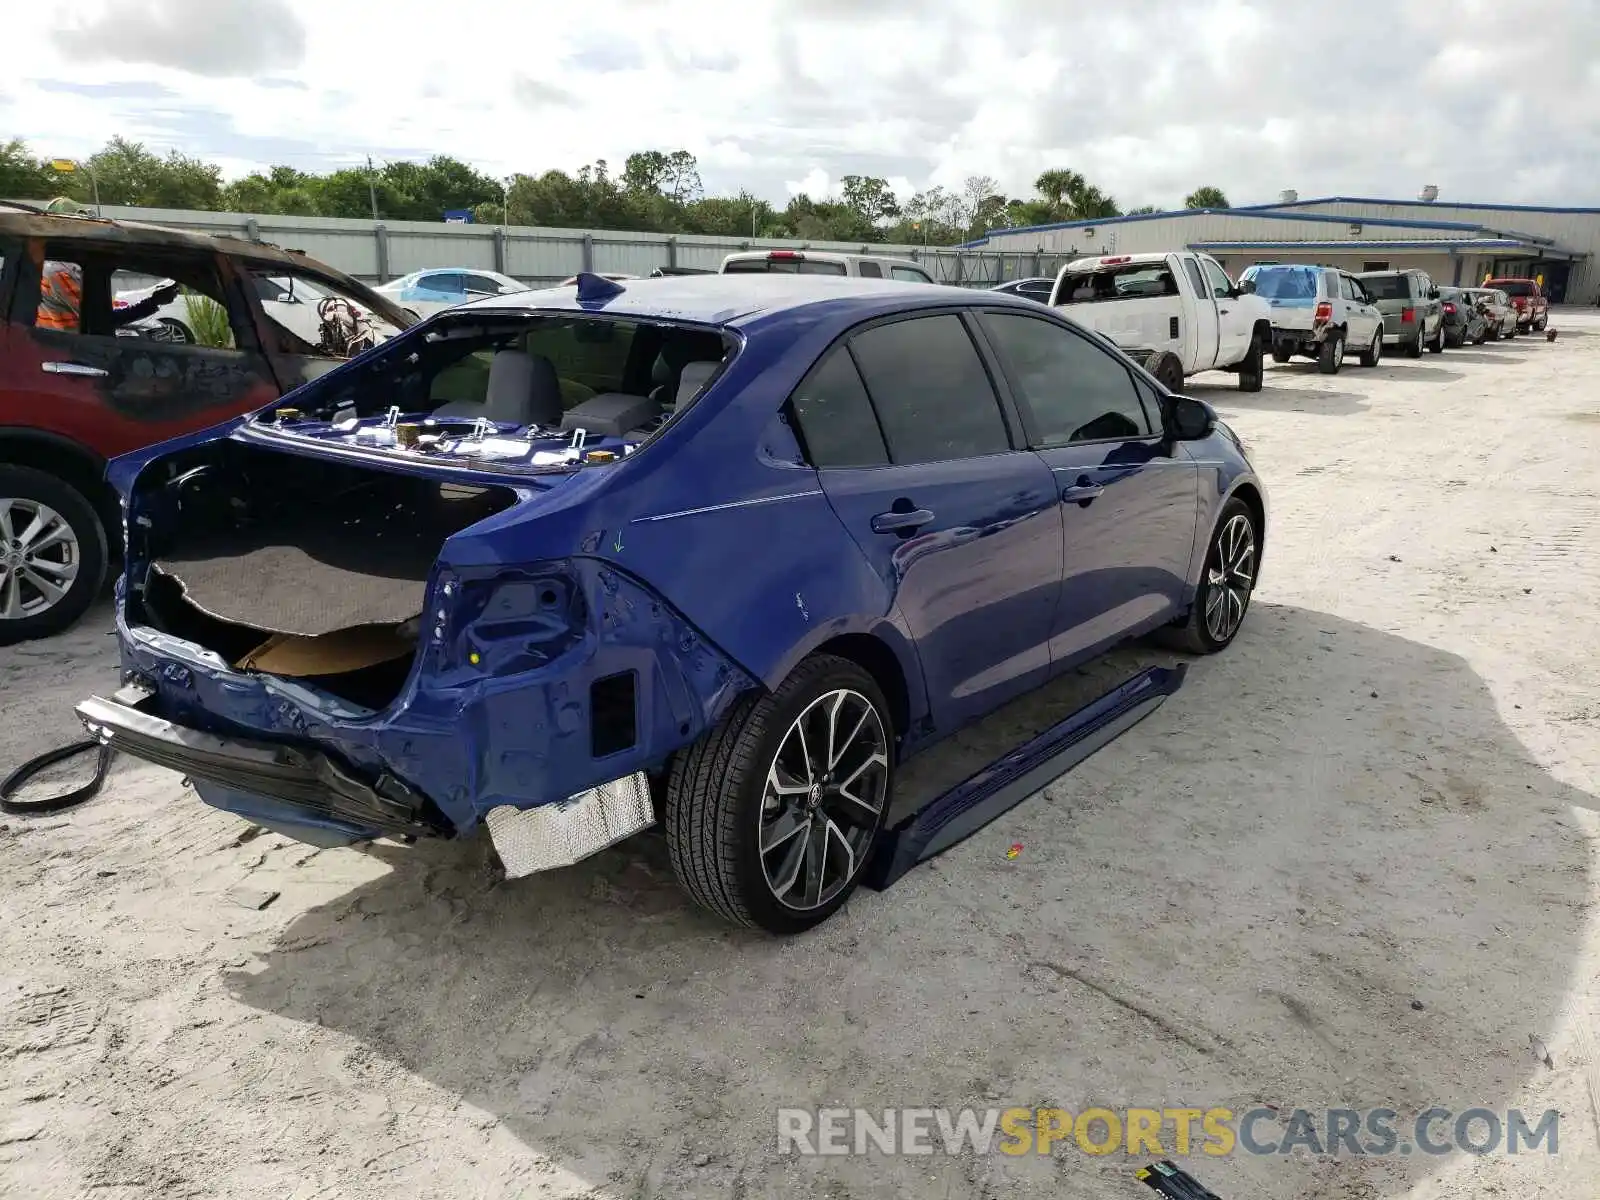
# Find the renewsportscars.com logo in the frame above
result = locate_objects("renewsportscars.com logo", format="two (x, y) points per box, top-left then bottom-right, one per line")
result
(776, 1107), (1560, 1158)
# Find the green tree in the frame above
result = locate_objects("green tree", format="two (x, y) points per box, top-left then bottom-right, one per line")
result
(1031, 167), (1119, 221)
(1184, 186), (1229, 209)
(839, 175), (900, 230)
(0, 139), (56, 199)
(1125, 204), (1159, 215)
(77, 137), (222, 209)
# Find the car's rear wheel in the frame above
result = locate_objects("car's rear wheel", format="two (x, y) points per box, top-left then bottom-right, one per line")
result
(1317, 333), (1344, 374)
(1534, 313), (1548, 331)
(1146, 351), (1184, 394)
(1428, 322), (1445, 353)
(1270, 345), (1292, 364)
(1359, 329), (1381, 367)
(1157, 497), (1258, 655)
(1236, 338), (1264, 392)
(0, 466), (108, 646)
(1406, 327), (1425, 357)
(665, 654), (892, 934)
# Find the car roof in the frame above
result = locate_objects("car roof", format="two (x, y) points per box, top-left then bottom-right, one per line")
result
(721, 249), (925, 268)
(459, 272), (1037, 330)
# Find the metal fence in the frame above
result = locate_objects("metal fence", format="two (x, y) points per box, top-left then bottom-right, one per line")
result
(12, 202), (1079, 289)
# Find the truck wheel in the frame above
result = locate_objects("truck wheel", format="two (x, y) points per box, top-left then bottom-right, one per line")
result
(0, 466), (109, 646)
(1534, 314), (1548, 332)
(1270, 345), (1292, 364)
(1236, 339), (1264, 392)
(664, 654), (893, 934)
(1146, 352), (1184, 393)
(1317, 334), (1344, 374)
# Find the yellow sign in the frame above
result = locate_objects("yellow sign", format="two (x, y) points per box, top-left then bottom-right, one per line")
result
(50, 159), (77, 172)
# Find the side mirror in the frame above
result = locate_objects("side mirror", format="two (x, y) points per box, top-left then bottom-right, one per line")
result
(1238, 278), (1256, 295)
(1167, 395), (1215, 441)
(1428, 287), (1440, 300)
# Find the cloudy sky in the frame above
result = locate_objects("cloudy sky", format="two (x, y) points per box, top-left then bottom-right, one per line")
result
(6, 0), (1600, 213)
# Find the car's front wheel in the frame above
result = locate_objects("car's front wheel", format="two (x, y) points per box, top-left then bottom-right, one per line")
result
(0, 466), (108, 646)
(665, 654), (893, 934)
(1236, 338), (1264, 392)
(1158, 497), (1259, 655)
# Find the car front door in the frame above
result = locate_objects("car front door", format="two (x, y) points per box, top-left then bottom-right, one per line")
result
(790, 311), (1064, 730)
(10, 239), (283, 461)
(1178, 255), (1219, 370)
(241, 263), (405, 391)
(974, 308), (1201, 668)
(1199, 255), (1250, 365)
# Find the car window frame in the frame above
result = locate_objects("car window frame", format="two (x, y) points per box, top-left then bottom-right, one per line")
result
(855, 260), (883, 279)
(889, 264), (934, 284)
(788, 306), (1027, 469)
(0, 234), (21, 323)
(971, 306), (1160, 449)
(1199, 256), (1235, 299)
(784, 342), (892, 469)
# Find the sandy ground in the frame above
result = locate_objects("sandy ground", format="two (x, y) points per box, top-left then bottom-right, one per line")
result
(4, 313), (1600, 1199)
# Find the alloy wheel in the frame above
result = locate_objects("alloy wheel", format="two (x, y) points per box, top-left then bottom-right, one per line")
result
(0, 498), (80, 621)
(758, 688), (889, 911)
(1204, 513), (1255, 643)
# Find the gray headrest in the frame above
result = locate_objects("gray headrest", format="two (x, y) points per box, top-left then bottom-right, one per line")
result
(433, 350), (564, 427)
(675, 360), (718, 408)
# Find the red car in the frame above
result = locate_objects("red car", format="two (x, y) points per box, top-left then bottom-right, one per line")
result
(0, 206), (415, 643)
(1484, 277), (1550, 333)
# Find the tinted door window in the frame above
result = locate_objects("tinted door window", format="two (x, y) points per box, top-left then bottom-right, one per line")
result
(463, 273), (507, 295)
(1200, 258), (1234, 298)
(788, 348), (889, 467)
(1181, 258), (1207, 298)
(979, 312), (1150, 445)
(856, 261), (883, 278)
(848, 314), (1010, 463)
(423, 272), (465, 294)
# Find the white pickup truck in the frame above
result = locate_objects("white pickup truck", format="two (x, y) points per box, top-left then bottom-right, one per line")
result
(1047, 252), (1272, 393)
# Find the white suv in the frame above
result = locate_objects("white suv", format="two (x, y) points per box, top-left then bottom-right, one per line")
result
(720, 250), (935, 282)
(1240, 263), (1385, 374)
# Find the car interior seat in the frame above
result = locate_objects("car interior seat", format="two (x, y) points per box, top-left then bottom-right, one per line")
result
(433, 349), (564, 426)
(648, 334), (727, 413)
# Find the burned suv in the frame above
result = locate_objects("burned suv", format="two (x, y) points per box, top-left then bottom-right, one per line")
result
(0, 206), (414, 643)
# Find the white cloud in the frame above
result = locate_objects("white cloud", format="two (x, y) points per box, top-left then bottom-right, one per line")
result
(6, 0), (1599, 210)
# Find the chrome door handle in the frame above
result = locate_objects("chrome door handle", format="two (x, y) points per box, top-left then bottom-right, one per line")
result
(871, 507), (934, 534)
(1061, 476), (1105, 506)
(43, 362), (109, 378)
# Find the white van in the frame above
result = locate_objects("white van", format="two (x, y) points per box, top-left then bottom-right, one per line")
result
(719, 249), (935, 283)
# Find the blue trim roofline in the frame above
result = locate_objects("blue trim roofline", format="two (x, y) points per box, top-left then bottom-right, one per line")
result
(962, 205), (1505, 247)
(1233, 195), (1600, 216)
(1190, 238), (1536, 253)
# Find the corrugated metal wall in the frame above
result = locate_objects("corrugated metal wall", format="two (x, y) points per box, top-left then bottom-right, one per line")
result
(978, 212), (1484, 256)
(25, 203), (1046, 288)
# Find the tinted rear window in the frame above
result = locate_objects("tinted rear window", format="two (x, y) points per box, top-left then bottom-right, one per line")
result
(1359, 274), (1410, 300)
(1249, 266), (1320, 300)
(723, 257), (848, 276)
(1494, 279), (1535, 296)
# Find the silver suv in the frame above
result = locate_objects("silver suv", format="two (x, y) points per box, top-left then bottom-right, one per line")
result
(1355, 269), (1446, 357)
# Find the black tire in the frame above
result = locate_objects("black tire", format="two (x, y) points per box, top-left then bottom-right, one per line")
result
(1270, 345), (1292, 364)
(1156, 496), (1258, 655)
(1428, 323), (1445, 353)
(665, 653), (893, 934)
(1316, 333), (1344, 374)
(1405, 327), (1425, 357)
(1359, 329), (1382, 367)
(0, 465), (109, 646)
(1147, 351), (1184, 394)
(1487, 326), (1501, 342)
(1236, 338), (1264, 392)
(1474, 328), (1488, 344)
(1534, 314), (1548, 332)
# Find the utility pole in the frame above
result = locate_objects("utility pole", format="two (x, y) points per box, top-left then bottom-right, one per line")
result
(366, 155), (379, 221)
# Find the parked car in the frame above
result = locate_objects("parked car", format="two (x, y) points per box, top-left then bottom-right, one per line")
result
(1238, 263), (1385, 373)
(1355, 269), (1445, 357)
(558, 273), (639, 286)
(80, 274), (1266, 934)
(1437, 286), (1488, 347)
(990, 277), (1056, 303)
(0, 210), (415, 643)
(1464, 288), (1519, 340)
(721, 250), (935, 283)
(1049, 252), (1272, 391)
(373, 268), (526, 318)
(1484, 276), (1549, 332)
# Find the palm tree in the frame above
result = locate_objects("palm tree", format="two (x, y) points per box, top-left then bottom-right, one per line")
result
(1184, 186), (1230, 209)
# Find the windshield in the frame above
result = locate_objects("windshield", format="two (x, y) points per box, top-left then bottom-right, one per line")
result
(1055, 262), (1179, 302)
(1494, 279), (1535, 297)
(724, 256), (849, 275)
(1358, 275), (1411, 300)
(1247, 266), (1320, 301)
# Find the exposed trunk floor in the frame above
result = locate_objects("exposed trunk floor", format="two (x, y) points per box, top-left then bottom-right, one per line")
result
(153, 492), (500, 636)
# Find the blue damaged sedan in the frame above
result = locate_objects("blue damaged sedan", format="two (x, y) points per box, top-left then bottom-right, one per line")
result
(79, 273), (1266, 934)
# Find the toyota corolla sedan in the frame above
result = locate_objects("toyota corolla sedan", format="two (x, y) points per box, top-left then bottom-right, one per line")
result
(80, 274), (1266, 934)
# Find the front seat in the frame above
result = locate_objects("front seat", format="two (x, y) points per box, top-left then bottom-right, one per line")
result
(433, 349), (564, 427)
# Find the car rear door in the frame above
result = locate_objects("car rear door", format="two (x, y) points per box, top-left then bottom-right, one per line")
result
(974, 308), (1200, 668)
(789, 311), (1064, 730)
